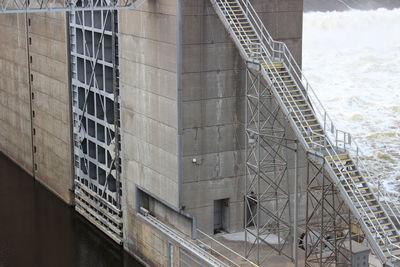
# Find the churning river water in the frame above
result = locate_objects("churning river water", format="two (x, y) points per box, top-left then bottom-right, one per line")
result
(303, 8), (400, 195)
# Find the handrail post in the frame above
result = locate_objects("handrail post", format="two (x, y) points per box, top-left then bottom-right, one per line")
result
(356, 146), (359, 165)
(344, 132), (346, 151)
(335, 130), (338, 149)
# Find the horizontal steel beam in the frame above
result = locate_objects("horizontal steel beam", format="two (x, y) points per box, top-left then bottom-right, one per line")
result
(0, 0), (145, 13)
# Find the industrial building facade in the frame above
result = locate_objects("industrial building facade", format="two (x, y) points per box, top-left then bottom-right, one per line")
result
(5, 0), (389, 266)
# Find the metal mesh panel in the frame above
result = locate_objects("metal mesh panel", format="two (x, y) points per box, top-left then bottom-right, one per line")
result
(69, 0), (122, 243)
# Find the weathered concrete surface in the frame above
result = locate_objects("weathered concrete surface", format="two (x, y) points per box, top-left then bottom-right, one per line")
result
(119, 0), (185, 257)
(181, 0), (245, 235)
(28, 12), (74, 204)
(0, 14), (33, 175)
(180, 0), (304, 235)
(252, 0), (303, 65)
(0, 12), (73, 204)
(0, 0), (306, 265)
(119, 1), (180, 214)
(118, 2), (305, 264)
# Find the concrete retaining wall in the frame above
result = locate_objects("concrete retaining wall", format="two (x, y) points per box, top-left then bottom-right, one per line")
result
(0, 12), (73, 204)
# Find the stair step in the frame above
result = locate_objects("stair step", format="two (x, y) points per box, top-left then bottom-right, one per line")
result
(302, 128), (323, 133)
(228, 17), (246, 21)
(296, 118), (317, 123)
(298, 123), (321, 128)
(219, 4), (240, 7)
(233, 24), (252, 29)
(276, 75), (291, 79)
(370, 216), (388, 222)
(268, 69), (289, 74)
(276, 84), (297, 89)
(225, 9), (242, 13)
(222, 7), (241, 11)
(342, 177), (363, 184)
(262, 61), (283, 67)
(221, 5), (240, 8)
(364, 210), (385, 216)
(346, 186), (369, 193)
(235, 29), (256, 33)
(336, 169), (358, 175)
(293, 110), (313, 115)
(357, 203), (380, 209)
(384, 248), (400, 255)
(371, 222), (392, 227)
(355, 186), (370, 191)
(285, 98), (304, 103)
(334, 164), (355, 169)
(385, 242), (400, 249)
(352, 197), (376, 203)
(275, 79), (294, 84)
(326, 154), (349, 162)
(279, 92), (303, 97)
(353, 192), (373, 197)
(307, 141), (330, 146)
(305, 134), (323, 139)
(377, 229), (397, 235)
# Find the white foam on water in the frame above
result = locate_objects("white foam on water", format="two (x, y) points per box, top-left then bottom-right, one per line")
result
(303, 9), (400, 194)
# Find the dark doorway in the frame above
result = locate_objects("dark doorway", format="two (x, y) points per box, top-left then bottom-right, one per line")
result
(214, 198), (229, 234)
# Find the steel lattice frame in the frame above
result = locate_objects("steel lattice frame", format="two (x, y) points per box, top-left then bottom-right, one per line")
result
(0, 0), (145, 14)
(69, 0), (123, 243)
(244, 62), (295, 265)
(305, 156), (353, 266)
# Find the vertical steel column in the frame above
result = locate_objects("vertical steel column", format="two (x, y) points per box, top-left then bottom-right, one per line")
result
(304, 157), (352, 266)
(293, 144), (298, 267)
(244, 62), (294, 265)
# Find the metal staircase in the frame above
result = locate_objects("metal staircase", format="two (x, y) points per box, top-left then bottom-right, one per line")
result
(210, 0), (400, 264)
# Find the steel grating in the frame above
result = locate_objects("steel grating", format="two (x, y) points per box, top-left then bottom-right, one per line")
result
(69, 0), (123, 243)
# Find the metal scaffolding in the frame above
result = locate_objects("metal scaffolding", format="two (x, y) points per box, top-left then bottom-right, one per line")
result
(305, 156), (352, 266)
(70, 0), (123, 243)
(244, 62), (297, 265)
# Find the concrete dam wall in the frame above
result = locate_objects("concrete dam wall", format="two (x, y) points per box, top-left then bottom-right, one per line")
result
(0, 0), (304, 265)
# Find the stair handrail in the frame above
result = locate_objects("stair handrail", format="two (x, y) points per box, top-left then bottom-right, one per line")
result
(223, 4), (392, 256)
(236, 0), (400, 245)
(213, 1), (320, 141)
(215, 0), (400, 262)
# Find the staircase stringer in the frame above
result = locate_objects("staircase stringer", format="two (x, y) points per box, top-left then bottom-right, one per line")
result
(210, 0), (400, 264)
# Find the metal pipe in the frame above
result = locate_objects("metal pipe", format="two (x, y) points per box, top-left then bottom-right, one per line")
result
(176, 0), (183, 208)
(293, 143), (299, 267)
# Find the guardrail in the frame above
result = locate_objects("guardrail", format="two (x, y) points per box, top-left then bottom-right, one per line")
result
(195, 229), (258, 267)
(237, 0), (400, 238)
(211, 0), (400, 263)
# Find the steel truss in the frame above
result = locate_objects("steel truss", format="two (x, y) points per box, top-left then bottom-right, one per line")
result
(305, 156), (352, 266)
(0, 0), (145, 14)
(70, 0), (123, 243)
(244, 62), (297, 265)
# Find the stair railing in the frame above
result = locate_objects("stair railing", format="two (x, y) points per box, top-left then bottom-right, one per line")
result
(212, 0), (400, 262)
(235, 0), (400, 249)
(212, 1), (321, 141)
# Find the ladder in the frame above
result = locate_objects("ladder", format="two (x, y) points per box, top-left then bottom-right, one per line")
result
(209, 0), (400, 264)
